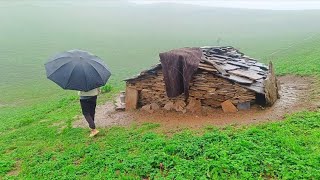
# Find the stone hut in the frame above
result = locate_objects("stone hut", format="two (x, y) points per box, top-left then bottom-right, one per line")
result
(124, 46), (279, 112)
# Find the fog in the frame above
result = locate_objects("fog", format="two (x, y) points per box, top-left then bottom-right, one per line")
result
(131, 0), (320, 10)
(2, 1), (320, 10)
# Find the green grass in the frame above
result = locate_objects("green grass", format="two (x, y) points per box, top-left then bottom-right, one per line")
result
(0, 97), (319, 179)
(261, 35), (320, 76)
(1, 1), (320, 179)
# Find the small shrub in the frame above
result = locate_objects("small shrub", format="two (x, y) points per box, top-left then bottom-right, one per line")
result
(101, 84), (112, 93)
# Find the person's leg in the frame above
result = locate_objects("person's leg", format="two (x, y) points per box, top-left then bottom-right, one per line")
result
(84, 115), (95, 129)
(86, 96), (99, 137)
(89, 96), (97, 122)
(80, 99), (96, 129)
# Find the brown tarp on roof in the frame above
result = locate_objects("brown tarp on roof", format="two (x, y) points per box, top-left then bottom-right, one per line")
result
(159, 47), (202, 98)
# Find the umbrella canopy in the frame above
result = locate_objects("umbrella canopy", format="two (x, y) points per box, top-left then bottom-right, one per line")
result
(45, 49), (111, 91)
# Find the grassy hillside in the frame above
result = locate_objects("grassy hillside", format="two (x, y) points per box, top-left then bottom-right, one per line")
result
(1, 26), (320, 180)
(271, 36), (320, 75)
(1, 1), (320, 107)
(1, 1), (320, 179)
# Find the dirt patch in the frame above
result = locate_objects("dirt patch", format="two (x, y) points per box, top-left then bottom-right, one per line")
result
(50, 121), (67, 133)
(51, 121), (65, 127)
(73, 76), (319, 130)
(73, 103), (135, 128)
(7, 160), (21, 176)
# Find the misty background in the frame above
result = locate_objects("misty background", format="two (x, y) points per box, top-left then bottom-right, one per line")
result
(0, 0), (319, 106)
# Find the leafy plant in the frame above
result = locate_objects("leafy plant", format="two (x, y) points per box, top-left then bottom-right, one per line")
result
(101, 84), (113, 93)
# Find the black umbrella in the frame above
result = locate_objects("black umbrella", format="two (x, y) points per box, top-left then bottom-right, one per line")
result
(45, 49), (111, 91)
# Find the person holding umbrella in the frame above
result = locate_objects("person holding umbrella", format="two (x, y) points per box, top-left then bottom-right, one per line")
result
(45, 50), (111, 137)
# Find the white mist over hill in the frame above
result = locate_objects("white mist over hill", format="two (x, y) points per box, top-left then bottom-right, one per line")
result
(130, 0), (320, 10)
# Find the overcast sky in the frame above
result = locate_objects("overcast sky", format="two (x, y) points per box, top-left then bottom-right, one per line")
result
(130, 0), (320, 10)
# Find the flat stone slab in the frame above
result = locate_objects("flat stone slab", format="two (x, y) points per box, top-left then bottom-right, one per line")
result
(221, 100), (238, 113)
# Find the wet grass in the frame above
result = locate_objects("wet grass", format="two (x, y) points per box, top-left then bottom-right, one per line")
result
(0, 97), (319, 179)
